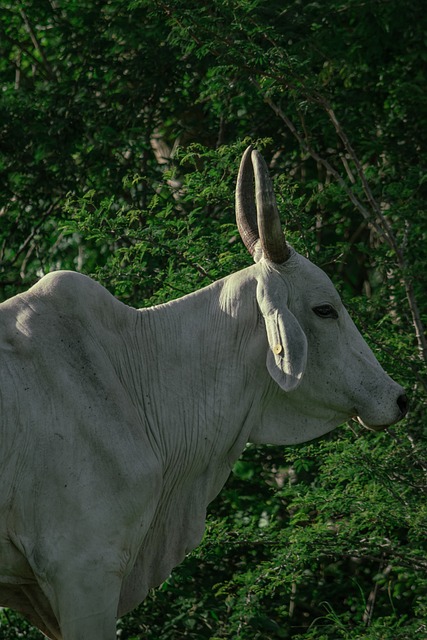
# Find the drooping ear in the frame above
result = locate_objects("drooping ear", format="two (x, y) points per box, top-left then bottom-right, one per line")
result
(256, 270), (307, 392)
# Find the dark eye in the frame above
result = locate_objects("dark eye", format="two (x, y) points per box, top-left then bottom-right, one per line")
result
(313, 304), (339, 319)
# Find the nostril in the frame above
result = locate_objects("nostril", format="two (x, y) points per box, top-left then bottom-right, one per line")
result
(397, 393), (409, 417)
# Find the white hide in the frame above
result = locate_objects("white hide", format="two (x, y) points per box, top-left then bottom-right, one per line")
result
(0, 244), (406, 639)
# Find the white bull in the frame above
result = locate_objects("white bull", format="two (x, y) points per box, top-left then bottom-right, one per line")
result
(0, 147), (407, 639)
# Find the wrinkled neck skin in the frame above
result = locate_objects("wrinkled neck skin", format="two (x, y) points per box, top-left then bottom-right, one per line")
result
(138, 266), (263, 473)
(119, 266), (266, 608)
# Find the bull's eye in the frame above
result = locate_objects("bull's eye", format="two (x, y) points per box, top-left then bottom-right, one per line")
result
(313, 304), (338, 319)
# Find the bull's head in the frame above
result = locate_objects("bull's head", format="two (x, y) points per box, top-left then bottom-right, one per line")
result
(236, 146), (408, 443)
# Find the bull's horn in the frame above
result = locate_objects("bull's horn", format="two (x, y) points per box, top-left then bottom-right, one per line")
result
(236, 145), (259, 256)
(252, 149), (289, 264)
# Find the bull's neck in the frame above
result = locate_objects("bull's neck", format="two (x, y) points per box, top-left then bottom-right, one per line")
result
(118, 267), (265, 601)
(137, 266), (262, 487)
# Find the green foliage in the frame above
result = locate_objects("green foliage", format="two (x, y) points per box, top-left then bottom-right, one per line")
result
(0, 609), (43, 639)
(0, 0), (426, 638)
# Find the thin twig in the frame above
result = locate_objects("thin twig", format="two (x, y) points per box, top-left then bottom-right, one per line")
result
(20, 9), (55, 78)
(363, 561), (391, 626)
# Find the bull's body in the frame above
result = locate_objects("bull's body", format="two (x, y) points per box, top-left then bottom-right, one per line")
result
(0, 148), (406, 639)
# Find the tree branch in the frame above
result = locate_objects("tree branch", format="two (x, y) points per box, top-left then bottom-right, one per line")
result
(20, 9), (55, 79)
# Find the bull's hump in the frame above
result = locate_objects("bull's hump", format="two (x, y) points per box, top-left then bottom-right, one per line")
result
(26, 270), (139, 334)
(33, 270), (123, 314)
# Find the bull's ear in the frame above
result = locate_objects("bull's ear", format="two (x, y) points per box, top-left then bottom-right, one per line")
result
(256, 271), (307, 392)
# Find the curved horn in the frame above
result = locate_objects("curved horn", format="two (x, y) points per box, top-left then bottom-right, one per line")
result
(252, 149), (289, 264)
(236, 145), (259, 256)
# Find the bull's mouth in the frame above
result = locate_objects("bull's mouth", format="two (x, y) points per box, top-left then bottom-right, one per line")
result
(356, 416), (388, 432)
(355, 394), (409, 431)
